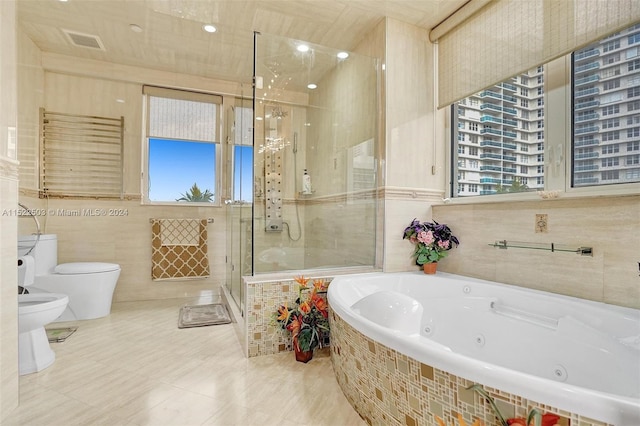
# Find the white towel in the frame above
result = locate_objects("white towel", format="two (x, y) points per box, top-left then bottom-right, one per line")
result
(160, 219), (200, 246)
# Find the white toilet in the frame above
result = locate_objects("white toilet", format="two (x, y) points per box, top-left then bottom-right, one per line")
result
(18, 234), (121, 321)
(18, 292), (69, 375)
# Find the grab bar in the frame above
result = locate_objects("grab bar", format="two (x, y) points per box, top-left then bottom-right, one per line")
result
(17, 203), (41, 256)
(490, 301), (558, 329)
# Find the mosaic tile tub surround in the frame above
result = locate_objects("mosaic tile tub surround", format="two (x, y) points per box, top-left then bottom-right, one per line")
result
(329, 311), (611, 426)
(244, 275), (334, 358)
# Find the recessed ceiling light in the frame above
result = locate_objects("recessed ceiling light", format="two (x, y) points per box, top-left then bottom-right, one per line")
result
(297, 44), (310, 53)
(203, 24), (217, 33)
(130, 24), (143, 33)
(307, 83), (317, 89)
(337, 51), (349, 59)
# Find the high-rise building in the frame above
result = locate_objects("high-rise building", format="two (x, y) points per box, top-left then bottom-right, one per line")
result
(454, 67), (545, 197)
(454, 24), (640, 197)
(573, 24), (640, 187)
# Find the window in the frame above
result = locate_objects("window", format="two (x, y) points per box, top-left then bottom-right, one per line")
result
(602, 131), (620, 141)
(629, 33), (640, 45)
(144, 86), (221, 204)
(572, 25), (640, 188)
(601, 67), (620, 78)
(232, 103), (254, 202)
(451, 65), (545, 196)
(450, 24), (640, 198)
(603, 79), (620, 90)
(603, 40), (620, 52)
(605, 54), (620, 65)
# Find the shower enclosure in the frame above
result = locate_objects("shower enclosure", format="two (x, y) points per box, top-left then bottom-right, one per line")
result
(225, 32), (380, 312)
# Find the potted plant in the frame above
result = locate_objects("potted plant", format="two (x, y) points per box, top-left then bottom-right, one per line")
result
(275, 276), (330, 362)
(403, 218), (459, 273)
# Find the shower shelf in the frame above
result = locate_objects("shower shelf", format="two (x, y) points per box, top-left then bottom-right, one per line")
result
(489, 240), (593, 256)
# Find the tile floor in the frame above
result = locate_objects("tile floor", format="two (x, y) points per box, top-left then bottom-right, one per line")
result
(4, 295), (366, 426)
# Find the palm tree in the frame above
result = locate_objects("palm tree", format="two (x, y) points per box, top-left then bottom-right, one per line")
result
(176, 183), (214, 202)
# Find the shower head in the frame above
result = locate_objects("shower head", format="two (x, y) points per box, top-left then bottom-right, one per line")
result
(293, 132), (298, 153)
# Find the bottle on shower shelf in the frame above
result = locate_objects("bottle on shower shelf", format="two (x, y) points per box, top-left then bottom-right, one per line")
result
(302, 169), (312, 195)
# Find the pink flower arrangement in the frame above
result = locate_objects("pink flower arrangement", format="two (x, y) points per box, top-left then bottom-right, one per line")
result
(403, 218), (459, 265)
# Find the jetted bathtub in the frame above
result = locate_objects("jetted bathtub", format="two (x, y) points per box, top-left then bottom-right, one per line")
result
(328, 272), (640, 425)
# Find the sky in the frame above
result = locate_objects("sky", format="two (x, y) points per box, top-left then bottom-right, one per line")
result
(148, 138), (216, 202)
(148, 138), (254, 203)
(233, 145), (254, 202)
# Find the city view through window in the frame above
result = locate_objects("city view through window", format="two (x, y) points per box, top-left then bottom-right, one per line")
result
(453, 24), (640, 197)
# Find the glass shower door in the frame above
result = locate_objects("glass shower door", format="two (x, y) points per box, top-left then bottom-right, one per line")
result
(225, 98), (253, 313)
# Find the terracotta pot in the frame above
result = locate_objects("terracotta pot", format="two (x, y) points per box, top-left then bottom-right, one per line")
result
(423, 262), (437, 274)
(293, 337), (313, 363)
(294, 344), (313, 363)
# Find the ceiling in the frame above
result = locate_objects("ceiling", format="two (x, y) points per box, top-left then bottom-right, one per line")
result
(17, 0), (467, 87)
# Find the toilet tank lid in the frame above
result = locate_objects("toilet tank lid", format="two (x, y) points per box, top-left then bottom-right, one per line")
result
(55, 262), (120, 274)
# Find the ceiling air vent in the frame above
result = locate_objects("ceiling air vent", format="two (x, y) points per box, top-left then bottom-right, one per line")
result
(62, 29), (106, 51)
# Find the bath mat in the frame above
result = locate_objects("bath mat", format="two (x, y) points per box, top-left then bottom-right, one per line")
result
(178, 303), (232, 328)
(46, 327), (78, 343)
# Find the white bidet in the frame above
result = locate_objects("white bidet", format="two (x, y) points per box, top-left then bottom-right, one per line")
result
(18, 293), (69, 375)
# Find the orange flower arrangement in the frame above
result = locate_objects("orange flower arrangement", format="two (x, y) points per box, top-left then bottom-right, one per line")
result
(275, 276), (330, 353)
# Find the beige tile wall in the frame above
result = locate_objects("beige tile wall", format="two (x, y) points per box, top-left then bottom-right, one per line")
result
(432, 196), (640, 309)
(14, 28), (246, 302)
(18, 195), (227, 303)
(0, 0), (19, 420)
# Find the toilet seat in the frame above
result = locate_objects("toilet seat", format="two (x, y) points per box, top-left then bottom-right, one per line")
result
(18, 293), (69, 314)
(54, 262), (120, 275)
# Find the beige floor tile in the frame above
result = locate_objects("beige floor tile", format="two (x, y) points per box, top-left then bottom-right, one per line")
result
(4, 297), (366, 426)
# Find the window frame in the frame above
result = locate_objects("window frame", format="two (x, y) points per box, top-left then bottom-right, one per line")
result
(141, 86), (223, 207)
(446, 54), (640, 204)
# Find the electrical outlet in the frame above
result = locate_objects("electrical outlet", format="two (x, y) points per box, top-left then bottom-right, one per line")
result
(535, 214), (548, 233)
